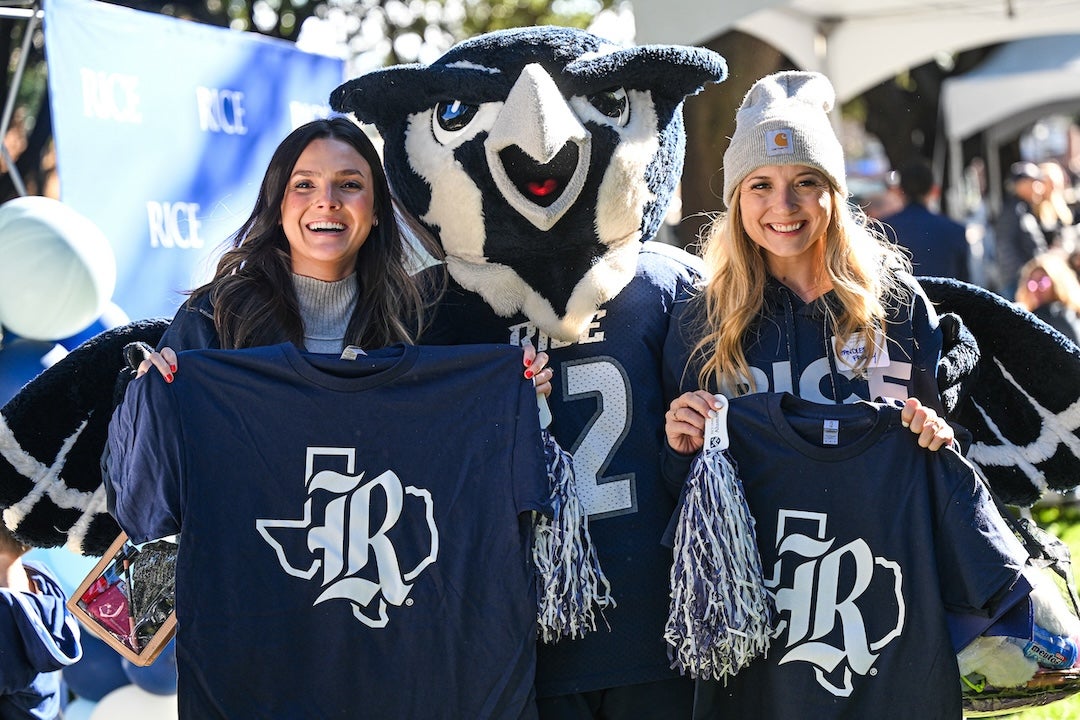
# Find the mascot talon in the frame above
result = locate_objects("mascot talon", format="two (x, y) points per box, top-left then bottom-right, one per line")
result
(123, 341), (156, 373)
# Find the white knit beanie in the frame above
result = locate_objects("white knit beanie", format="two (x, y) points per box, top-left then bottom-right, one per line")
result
(722, 71), (847, 206)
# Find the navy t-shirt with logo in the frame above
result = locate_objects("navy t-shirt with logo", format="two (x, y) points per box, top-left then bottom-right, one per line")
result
(106, 342), (549, 720)
(690, 393), (1028, 720)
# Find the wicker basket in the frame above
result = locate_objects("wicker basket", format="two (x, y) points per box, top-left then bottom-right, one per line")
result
(963, 668), (1080, 717)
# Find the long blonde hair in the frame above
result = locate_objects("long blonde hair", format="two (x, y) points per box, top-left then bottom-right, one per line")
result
(690, 183), (911, 394)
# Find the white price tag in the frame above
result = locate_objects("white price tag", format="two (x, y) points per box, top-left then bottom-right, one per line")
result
(340, 345), (367, 361)
(703, 393), (730, 452)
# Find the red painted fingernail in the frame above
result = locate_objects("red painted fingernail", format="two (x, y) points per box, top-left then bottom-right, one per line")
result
(171, 365), (177, 372)
(165, 374), (173, 383)
(524, 369), (534, 379)
(524, 358), (533, 367)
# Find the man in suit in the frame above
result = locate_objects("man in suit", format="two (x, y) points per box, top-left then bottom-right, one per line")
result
(882, 158), (971, 283)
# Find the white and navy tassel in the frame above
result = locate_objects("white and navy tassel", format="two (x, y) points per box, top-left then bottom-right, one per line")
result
(665, 394), (773, 681)
(534, 397), (615, 643)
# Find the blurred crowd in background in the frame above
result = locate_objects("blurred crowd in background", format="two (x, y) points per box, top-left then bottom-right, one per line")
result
(848, 116), (1080, 347)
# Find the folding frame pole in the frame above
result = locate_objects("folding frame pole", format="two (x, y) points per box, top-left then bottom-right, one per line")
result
(0, 1), (43, 197)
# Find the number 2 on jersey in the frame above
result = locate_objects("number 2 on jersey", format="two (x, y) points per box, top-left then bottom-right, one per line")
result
(562, 357), (635, 519)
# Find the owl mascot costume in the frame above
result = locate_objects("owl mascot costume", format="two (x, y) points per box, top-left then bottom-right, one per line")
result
(4, 25), (1080, 717)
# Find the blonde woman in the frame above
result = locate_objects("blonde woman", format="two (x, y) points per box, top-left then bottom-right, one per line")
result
(659, 71), (1016, 720)
(1016, 250), (1080, 344)
(663, 71), (953, 459)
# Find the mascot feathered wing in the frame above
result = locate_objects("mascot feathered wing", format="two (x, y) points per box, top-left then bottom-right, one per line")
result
(921, 277), (1080, 507)
(0, 319), (168, 556)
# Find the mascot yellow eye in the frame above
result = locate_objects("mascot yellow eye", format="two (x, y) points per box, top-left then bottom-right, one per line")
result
(435, 100), (479, 132)
(587, 88), (628, 125)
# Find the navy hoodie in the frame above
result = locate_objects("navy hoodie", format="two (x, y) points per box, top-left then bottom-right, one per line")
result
(0, 561), (82, 720)
(661, 271), (944, 487)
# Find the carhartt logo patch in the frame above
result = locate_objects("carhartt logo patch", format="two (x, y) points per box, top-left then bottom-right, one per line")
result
(766, 128), (794, 156)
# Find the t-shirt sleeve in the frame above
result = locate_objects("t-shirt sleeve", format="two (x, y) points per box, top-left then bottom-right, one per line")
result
(932, 448), (1028, 615)
(105, 373), (186, 543)
(508, 363), (550, 517)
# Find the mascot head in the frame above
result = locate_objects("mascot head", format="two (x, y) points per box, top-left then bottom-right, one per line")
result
(331, 26), (726, 340)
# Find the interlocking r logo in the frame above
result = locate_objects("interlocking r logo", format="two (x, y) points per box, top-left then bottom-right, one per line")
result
(256, 447), (439, 628)
(767, 510), (904, 696)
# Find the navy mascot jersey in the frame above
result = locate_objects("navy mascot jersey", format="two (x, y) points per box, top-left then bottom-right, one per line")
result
(106, 343), (549, 720)
(422, 242), (703, 695)
(691, 394), (1027, 720)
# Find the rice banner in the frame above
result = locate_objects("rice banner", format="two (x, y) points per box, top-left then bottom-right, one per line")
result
(45, 0), (346, 321)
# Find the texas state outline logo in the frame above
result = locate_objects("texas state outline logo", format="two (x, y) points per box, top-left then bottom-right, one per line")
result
(255, 446), (439, 629)
(766, 509), (905, 697)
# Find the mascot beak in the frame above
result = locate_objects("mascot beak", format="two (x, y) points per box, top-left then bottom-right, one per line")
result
(485, 64), (591, 231)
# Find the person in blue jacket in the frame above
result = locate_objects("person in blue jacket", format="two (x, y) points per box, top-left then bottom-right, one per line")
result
(881, 157), (971, 282)
(0, 524), (82, 720)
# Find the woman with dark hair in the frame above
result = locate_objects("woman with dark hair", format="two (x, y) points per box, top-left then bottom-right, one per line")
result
(138, 116), (551, 388)
(144, 117), (437, 357)
(104, 117), (562, 719)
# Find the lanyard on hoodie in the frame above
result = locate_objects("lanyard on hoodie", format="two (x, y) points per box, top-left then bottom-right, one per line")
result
(778, 285), (842, 404)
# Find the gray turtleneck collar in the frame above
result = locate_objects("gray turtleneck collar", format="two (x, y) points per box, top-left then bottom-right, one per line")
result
(292, 273), (358, 353)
